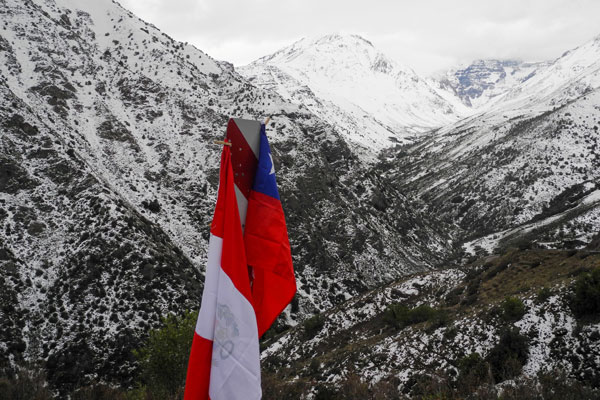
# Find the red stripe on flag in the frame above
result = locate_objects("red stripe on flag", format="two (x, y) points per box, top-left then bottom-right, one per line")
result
(183, 333), (213, 400)
(210, 141), (230, 238)
(226, 119), (258, 199)
(244, 190), (296, 337)
(211, 145), (254, 304)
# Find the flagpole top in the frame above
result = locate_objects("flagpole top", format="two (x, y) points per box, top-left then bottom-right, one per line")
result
(264, 117), (271, 126)
(213, 140), (232, 147)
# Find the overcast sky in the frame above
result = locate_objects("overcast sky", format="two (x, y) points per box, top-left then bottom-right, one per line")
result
(118, 0), (600, 75)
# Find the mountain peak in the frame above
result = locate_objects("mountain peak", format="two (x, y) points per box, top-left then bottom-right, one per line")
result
(240, 34), (468, 152)
(251, 33), (382, 66)
(310, 33), (374, 47)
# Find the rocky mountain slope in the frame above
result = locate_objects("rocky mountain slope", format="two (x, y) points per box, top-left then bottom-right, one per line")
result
(429, 59), (549, 109)
(0, 0), (455, 392)
(255, 32), (600, 399)
(0, 82), (204, 392)
(384, 34), (600, 256)
(239, 34), (470, 155)
(256, 33), (600, 397)
(261, 247), (600, 398)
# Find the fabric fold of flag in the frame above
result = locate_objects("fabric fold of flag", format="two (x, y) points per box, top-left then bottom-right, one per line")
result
(245, 125), (297, 337)
(184, 144), (261, 400)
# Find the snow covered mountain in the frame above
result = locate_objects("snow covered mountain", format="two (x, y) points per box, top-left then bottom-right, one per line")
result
(260, 31), (600, 387)
(431, 34), (600, 113)
(2, 0), (600, 396)
(260, 247), (600, 398)
(493, 34), (600, 111)
(0, 0), (455, 393)
(239, 34), (470, 154)
(386, 33), (600, 256)
(430, 59), (549, 109)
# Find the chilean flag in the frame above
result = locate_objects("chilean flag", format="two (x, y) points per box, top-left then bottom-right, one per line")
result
(184, 119), (296, 400)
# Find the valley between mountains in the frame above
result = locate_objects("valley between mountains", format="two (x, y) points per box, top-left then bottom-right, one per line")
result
(1, 0), (600, 398)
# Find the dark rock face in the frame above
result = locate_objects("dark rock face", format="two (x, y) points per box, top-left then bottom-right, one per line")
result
(454, 60), (511, 103)
(97, 119), (135, 143)
(439, 59), (543, 107)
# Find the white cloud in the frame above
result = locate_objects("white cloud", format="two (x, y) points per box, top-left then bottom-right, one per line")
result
(117, 0), (600, 75)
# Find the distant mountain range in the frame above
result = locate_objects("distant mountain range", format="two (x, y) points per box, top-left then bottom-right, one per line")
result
(241, 32), (600, 156)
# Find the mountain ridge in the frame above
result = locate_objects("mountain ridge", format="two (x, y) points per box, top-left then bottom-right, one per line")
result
(239, 33), (470, 155)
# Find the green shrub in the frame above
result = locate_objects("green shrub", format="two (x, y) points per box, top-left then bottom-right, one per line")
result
(426, 310), (451, 333)
(71, 383), (127, 400)
(336, 372), (370, 399)
(314, 383), (337, 400)
(444, 326), (458, 340)
(500, 297), (526, 322)
(309, 358), (321, 375)
(408, 372), (453, 399)
(408, 305), (437, 324)
(570, 267), (600, 317)
(383, 304), (438, 329)
(536, 287), (553, 304)
(486, 328), (529, 382)
(371, 378), (400, 400)
(303, 314), (325, 339)
(383, 304), (410, 328)
(461, 278), (481, 305)
(457, 353), (492, 394)
(132, 311), (196, 398)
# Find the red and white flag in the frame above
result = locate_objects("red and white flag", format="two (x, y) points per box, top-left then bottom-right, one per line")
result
(184, 119), (296, 400)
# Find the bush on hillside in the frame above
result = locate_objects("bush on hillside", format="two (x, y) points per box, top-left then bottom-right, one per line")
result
(500, 370), (600, 400)
(383, 304), (438, 329)
(570, 267), (600, 317)
(407, 372), (453, 399)
(444, 286), (464, 306)
(132, 311), (196, 398)
(336, 372), (370, 399)
(261, 372), (310, 400)
(500, 296), (526, 322)
(314, 383), (338, 400)
(71, 384), (127, 400)
(457, 352), (492, 393)
(0, 367), (53, 400)
(303, 314), (325, 339)
(486, 328), (529, 382)
(536, 287), (553, 304)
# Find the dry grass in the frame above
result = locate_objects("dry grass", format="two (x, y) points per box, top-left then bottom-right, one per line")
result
(477, 249), (600, 303)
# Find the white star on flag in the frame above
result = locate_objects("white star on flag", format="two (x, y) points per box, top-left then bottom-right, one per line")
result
(268, 153), (275, 175)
